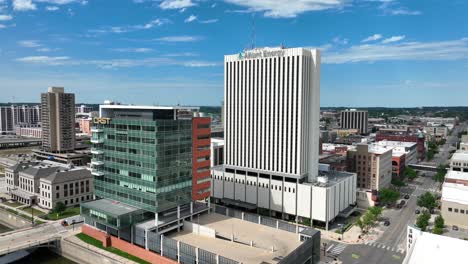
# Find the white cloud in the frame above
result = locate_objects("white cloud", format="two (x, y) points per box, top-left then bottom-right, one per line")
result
(224, 0), (348, 18)
(18, 40), (41, 48)
(15, 55), (218, 69)
(160, 0), (195, 10)
(13, 0), (37, 11)
(184, 14), (197, 23)
(0, 24), (6, 29)
(45, 6), (59, 11)
(376, 0), (421, 16)
(156, 36), (201, 42)
(0, 15), (12, 21)
(388, 9), (421, 15)
(200, 19), (218, 24)
(361, 34), (382, 42)
(16, 56), (70, 65)
(382, 35), (405, 43)
(90, 18), (170, 34)
(323, 37), (468, 64)
(111, 48), (153, 53)
(36, 0), (88, 5)
(333, 36), (348, 45)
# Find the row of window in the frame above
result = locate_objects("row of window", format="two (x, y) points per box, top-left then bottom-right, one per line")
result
(448, 207), (468, 214)
(212, 174), (297, 193)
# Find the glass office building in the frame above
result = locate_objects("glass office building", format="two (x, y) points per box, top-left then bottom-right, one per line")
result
(89, 106), (194, 213)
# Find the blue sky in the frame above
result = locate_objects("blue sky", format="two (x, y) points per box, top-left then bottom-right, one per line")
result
(0, 0), (467, 107)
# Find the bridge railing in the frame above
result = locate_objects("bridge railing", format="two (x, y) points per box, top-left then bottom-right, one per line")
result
(0, 236), (59, 256)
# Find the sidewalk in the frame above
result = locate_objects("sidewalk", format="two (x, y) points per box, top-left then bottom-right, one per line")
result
(320, 225), (383, 245)
(0, 202), (55, 223)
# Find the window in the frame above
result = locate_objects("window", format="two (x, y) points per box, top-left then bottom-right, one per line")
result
(56, 193), (59, 199)
(461, 210), (465, 214)
(56, 186), (59, 190)
(64, 200), (68, 205)
(455, 208), (459, 213)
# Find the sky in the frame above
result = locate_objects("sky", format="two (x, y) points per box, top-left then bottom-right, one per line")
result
(0, 0), (467, 107)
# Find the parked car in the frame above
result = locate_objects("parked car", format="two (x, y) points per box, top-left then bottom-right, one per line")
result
(400, 200), (406, 205)
(384, 221), (391, 226)
(430, 208), (435, 214)
(453, 225), (459, 231)
(396, 204), (402, 209)
(404, 194), (410, 199)
(61, 220), (69, 227)
(415, 209), (420, 214)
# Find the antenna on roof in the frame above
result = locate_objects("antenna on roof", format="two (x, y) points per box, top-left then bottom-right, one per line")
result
(251, 13), (255, 50)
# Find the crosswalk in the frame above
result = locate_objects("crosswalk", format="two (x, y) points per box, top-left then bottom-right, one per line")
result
(326, 243), (347, 256)
(364, 241), (405, 254)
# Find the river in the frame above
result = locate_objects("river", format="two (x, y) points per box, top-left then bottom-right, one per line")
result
(0, 222), (77, 264)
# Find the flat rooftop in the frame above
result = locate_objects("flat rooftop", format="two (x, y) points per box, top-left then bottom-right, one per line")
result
(375, 140), (417, 148)
(169, 213), (301, 264)
(451, 151), (468, 161)
(82, 198), (141, 217)
(100, 105), (199, 111)
(446, 170), (468, 181)
(405, 229), (468, 264)
(442, 182), (468, 205)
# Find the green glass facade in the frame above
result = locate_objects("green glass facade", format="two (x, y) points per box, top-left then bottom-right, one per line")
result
(91, 118), (193, 213)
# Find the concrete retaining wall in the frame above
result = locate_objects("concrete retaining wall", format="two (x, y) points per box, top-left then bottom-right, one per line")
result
(55, 238), (123, 264)
(183, 221), (216, 238)
(82, 225), (177, 264)
(0, 207), (31, 229)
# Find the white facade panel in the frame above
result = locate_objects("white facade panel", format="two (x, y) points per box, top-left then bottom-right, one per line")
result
(297, 184), (312, 218)
(311, 186), (327, 222)
(258, 178), (270, 209)
(270, 179), (283, 212)
(224, 172), (234, 199)
(283, 182), (297, 215)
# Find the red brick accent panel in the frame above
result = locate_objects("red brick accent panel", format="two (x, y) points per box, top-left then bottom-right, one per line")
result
(81, 225), (177, 264)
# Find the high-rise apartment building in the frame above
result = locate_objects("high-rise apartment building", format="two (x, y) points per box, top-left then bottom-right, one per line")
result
(340, 109), (368, 134)
(41, 87), (75, 152)
(0, 107), (14, 134)
(211, 47), (356, 228)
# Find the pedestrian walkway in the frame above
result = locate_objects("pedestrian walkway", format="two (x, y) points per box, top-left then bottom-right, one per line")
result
(326, 243), (347, 256)
(364, 241), (405, 254)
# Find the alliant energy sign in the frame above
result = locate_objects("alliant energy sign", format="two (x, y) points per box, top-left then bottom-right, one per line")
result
(238, 49), (285, 60)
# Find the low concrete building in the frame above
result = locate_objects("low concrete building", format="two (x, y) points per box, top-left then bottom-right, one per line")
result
(15, 125), (42, 138)
(211, 165), (357, 230)
(424, 125), (449, 141)
(441, 170), (468, 229)
(7, 161), (93, 209)
(450, 151), (468, 172)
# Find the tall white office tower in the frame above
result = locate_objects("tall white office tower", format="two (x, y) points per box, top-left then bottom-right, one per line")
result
(224, 47), (320, 182)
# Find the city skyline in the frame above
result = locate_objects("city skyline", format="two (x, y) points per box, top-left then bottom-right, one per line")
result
(0, 0), (467, 107)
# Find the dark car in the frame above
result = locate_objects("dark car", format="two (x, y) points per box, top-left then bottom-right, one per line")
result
(396, 204), (402, 209)
(415, 209), (420, 214)
(430, 209), (435, 214)
(384, 221), (391, 226)
(453, 225), (459, 231)
(404, 194), (410, 199)
(400, 200), (406, 205)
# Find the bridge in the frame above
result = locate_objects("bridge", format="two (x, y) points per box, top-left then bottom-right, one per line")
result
(408, 163), (438, 173)
(0, 222), (66, 258)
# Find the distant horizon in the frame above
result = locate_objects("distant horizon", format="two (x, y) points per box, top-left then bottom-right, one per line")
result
(1, 101), (467, 109)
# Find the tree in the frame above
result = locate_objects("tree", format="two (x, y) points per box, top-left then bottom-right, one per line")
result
(368, 206), (383, 219)
(435, 215), (445, 229)
(433, 226), (443, 235)
(53, 202), (66, 215)
(404, 167), (418, 181)
(416, 212), (431, 231)
(417, 192), (436, 211)
(379, 189), (400, 205)
(434, 165), (447, 183)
